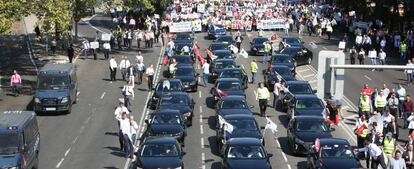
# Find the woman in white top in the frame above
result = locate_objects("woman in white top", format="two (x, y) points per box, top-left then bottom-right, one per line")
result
(122, 80), (134, 111)
(145, 64), (155, 91)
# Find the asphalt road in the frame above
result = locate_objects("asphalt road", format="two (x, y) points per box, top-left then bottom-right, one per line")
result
(8, 11), (413, 169)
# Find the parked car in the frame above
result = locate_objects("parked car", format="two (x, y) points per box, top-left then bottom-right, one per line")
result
(173, 65), (199, 92)
(263, 65), (295, 91)
(214, 35), (235, 45)
(156, 92), (195, 126)
(280, 81), (314, 111)
(286, 94), (325, 119)
(219, 68), (248, 89)
(210, 78), (246, 106)
(209, 59), (237, 82)
(207, 24), (226, 39)
(279, 46), (313, 65)
(145, 109), (187, 144)
(250, 37), (269, 55)
(269, 54), (296, 75)
(136, 137), (184, 169)
(147, 79), (185, 110)
(216, 96), (254, 128)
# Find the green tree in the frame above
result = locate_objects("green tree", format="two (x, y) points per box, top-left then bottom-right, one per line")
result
(0, 0), (33, 34)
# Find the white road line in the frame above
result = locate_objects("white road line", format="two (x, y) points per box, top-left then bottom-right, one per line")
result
(201, 152), (206, 169)
(297, 68), (310, 73)
(281, 152), (288, 162)
(198, 76), (201, 83)
(201, 137), (204, 148)
(241, 64), (245, 69)
(287, 164), (292, 169)
(200, 125), (204, 135)
(77, 91), (80, 96)
(199, 114), (203, 123)
(199, 91), (202, 98)
(72, 136), (79, 144)
(55, 158), (64, 168)
(199, 105), (203, 113)
(64, 147), (71, 157)
(303, 74), (314, 78)
(84, 116), (91, 124)
(364, 75), (372, 81)
(275, 139), (281, 148)
(323, 46), (327, 50)
(100, 92), (106, 99)
(124, 46), (165, 169)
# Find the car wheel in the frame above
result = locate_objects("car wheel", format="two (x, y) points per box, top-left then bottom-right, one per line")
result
(307, 58), (312, 65)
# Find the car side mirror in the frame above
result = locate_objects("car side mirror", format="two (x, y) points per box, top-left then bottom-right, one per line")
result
(268, 153), (274, 158)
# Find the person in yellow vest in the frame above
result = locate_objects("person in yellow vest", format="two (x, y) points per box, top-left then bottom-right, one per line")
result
(359, 92), (372, 118)
(202, 18), (208, 32)
(256, 82), (270, 117)
(355, 114), (368, 148)
(258, 29), (264, 37)
(375, 91), (387, 115)
(383, 132), (396, 156)
(326, 24), (333, 40)
(263, 41), (272, 62)
(250, 59), (258, 83)
(401, 41), (408, 61)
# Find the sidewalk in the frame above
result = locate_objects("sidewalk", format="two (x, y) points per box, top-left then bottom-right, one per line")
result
(0, 16), (83, 111)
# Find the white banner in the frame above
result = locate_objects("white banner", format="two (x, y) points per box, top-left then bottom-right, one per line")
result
(169, 22), (202, 33)
(90, 42), (99, 49)
(101, 33), (111, 41)
(197, 4), (205, 13)
(257, 19), (285, 30)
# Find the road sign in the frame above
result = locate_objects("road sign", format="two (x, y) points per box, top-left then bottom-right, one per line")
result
(74, 17), (81, 23)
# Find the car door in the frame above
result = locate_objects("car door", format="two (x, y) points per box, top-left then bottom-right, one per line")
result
(287, 98), (296, 118)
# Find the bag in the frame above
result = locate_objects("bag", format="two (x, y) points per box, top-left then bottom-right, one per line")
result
(239, 49), (248, 58)
(162, 55), (169, 65)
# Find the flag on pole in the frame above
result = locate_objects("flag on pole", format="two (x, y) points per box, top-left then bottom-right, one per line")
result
(265, 117), (278, 133)
(206, 49), (213, 59)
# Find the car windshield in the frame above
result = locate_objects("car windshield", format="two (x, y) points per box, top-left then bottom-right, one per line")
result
(37, 75), (70, 90)
(176, 34), (191, 40)
(296, 120), (329, 132)
(213, 24), (225, 29)
(220, 100), (248, 109)
(217, 82), (242, 90)
(156, 81), (183, 92)
(214, 52), (232, 59)
(215, 61), (235, 69)
(295, 99), (324, 109)
(175, 44), (192, 52)
(288, 84), (313, 94)
(210, 44), (228, 51)
(160, 94), (189, 105)
(280, 48), (300, 55)
(272, 67), (291, 76)
(272, 57), (293, 64)
(217, 36), (233, 43)
(220, 70), (243, 78)
(284, 38), (301, 46)
(320, 144), (355, 159)
(175, 67), (194, 76)
(227, 146), (266, 159)
(227, 119), (258, 131)
(0, 133), (19, 154)
(175, 56), (192, 64)
(254, 38), (267, 44)
(151, 114), (181, 125)
(140, 143), (179, 157)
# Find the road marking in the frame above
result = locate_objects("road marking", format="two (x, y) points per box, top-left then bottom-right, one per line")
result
(297, 68), (310, 73)
(303, 74), (315, 78)
(199, 105), (203, 113)
(55, 158), (64, 168)
(275, 139), (281, 148)
(72, 136), (79, 144)
(287, 164), (292, 169)
(201, 137), (204, 148)
(64, 147), (71, 157)
(100, 92), (106, 99)
(84, 116), (91, 124)
(201, 152), (206, 169)
(364, 75), (372, 81)
(199, 91), (202, 98)
(79, 125), (85, 133)
(322, 46), (327, 50)
(241, 64), (245, 69)
(124, 46), (165, 169)
(281, 152), (288, 162)
(77, 91), (80, 96)
(254, 91), (257, 98)
(200, 124), (204, 135)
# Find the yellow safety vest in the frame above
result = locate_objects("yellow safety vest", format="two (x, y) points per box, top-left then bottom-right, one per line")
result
(250, 62), (258, 73)
(383, 138), (395, 155)
(257, 88), (269, 99)
(360, 97), (370, 112)
(258, 31), (264, 37)
(360, 129), (368, 138)
(169, 64), (176, 74)
(401, 43), (408, 52)
(264, 43), (271, 52)
(192, 21), (196, 28)
(326, 25), (333, 32)
(376, 97), (386, 108)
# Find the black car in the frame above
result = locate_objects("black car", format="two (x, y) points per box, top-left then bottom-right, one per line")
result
(175, 33), (193, 41)
(209, 59), (237, 82)
(174, 42), (194, 56)
(211, 78), (246, 105)
(269, 54), (296, 75)
(264, 65), (296, 91)
(157, 92), (195, 126)
(147, 79), (185, 110)
(250, 37), (269, 55)
(282, 36), (304, 48)
(214, 35), (235, 45)
(287, 116), (332, 154)
(219, 68), (248, 89)
(216, 114), (263, 150)
(280, 81), (314, 111)
(221, 138), (272, 169)
(216, 96), (254, 128)
(286, 94), (325, 119)
(173, 65), (199, 92)
(307, 138), (361, 169)
(136, 137), (184, 169)
(145, 109), (187, 143)
(207, 24), (226, 39)
(209, 42), (229, 51)
(210, 50), (234, 62)
(173, 55), (194, 66)
(279, 46), (313, 65)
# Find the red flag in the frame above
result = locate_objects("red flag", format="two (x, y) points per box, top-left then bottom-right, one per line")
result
(162, 55), (169, 66)
(216, 88), (228, 97)
(206, 49), (213, 59)
(314, 138), (321, 152)
(197, 52), (205, 66)
(355, 123), (368, 135)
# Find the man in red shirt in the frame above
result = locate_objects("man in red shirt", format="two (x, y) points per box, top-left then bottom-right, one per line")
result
(361, 84), (373, 96)
(10, 70), (22, 96)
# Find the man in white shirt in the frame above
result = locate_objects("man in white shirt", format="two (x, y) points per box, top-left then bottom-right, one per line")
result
(119, 112), (133, 158)
(145, 64), (155, 91)
(378, 48), (386, 66)
(82, 40), (90, 59)
(273, 81), (282, 108)
(103, 42), (111, 60)
(130, 115), (139, 146)
(202, 62), (210, 87)
(406, 60), (414, 85)
(114, 102), (129, 151)
(368, 48), (377, 71)
(136, 51), (144, 63)
(355, 34), (363, 49)
(109, 56), (118, 82)
(357, 140), (386, 169)
(135, 60), (145, 85)
(119, 56), (131, 81)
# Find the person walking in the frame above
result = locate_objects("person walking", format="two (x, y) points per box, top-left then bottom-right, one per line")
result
(357, 140), (387, 169)
(114, 102), (130, 151)
(359, 92), (373, 118)
(136, 51), (144, 63)
(354, 114), (368, 148)
(127, 29), (133, 49)
(388, 93), (400, 118)
(256, 82), (270, 117)
(404, 144), (414, 169)
(119, 56), (131, 81)
(387, 150), (407, 169)
(358, 49), (365, 65)
(250, 59), (258, 83)
(368, 48), (377, 71)
(202, 61), (210, 87)
(119, 112), (133, 158)
(67, 44), (74, 63)
(397, 84), (407, 117)
(82, 39), (90, 59)
(135, 29), (143, 49)
(135, 60), (145, 85)
(145, 64), (155, 91)
(406, 60), (414, 85)
(126, 65), (137, 87)
(350, 46), (357, 64)
(168, 59), (177, 78)
(103, 41), (111, 60)
(122, 80), (134, 111)
(325, 23), (333, 40)
(109, 56), (118, 82)
(401, 41), (408, 61)
(383, 132), (396, 156)
(273, 80), (282, 108)
(403, 95), (414, 129)
(10, 70), (22, 96)
(130, 115), (139, 147)
(379, 48), (386, 65)
(375, 91), (387, 115)
(263, 41), (271, 62)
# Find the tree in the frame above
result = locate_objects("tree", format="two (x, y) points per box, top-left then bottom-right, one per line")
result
(0, 0), (33, 34)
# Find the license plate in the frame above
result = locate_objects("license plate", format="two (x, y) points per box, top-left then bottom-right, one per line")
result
(45, 107), (56, 111)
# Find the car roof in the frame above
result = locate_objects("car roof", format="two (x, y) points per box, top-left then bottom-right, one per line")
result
(0, 111), (36, 132)
(225, 114), (255, 120)
(39, 63), (73, 75)
(215, 58), (235, 62)
(227, 137), (262, 146)
(176, 64), (194, 69)
(213, 50), (231, 53)
(210, 42), (227, 46)
(283, 36), (300, 40)
(153, 109), (181, 115)
(286, 81), (310, 85)
(221, 95), (246, 101)
(294, 115), (325, 121)
(272, 54), (292, 58)
(319, 138), (350, 145)
(157, 79), (182, 84)
(272, 65), (290, 69)
(143, 136), (178, 144)
(217, 78), (241, 82)
(294, 94), (320, 99)
(162, 91), (189, 96)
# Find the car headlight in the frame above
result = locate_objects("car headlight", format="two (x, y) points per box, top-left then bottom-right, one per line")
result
(61, 97), (68, 103)
(183, 112), (192, 118)
(35, 97), (40, 103)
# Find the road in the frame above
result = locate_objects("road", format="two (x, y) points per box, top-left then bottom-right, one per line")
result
(3, 11), (413, 169)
